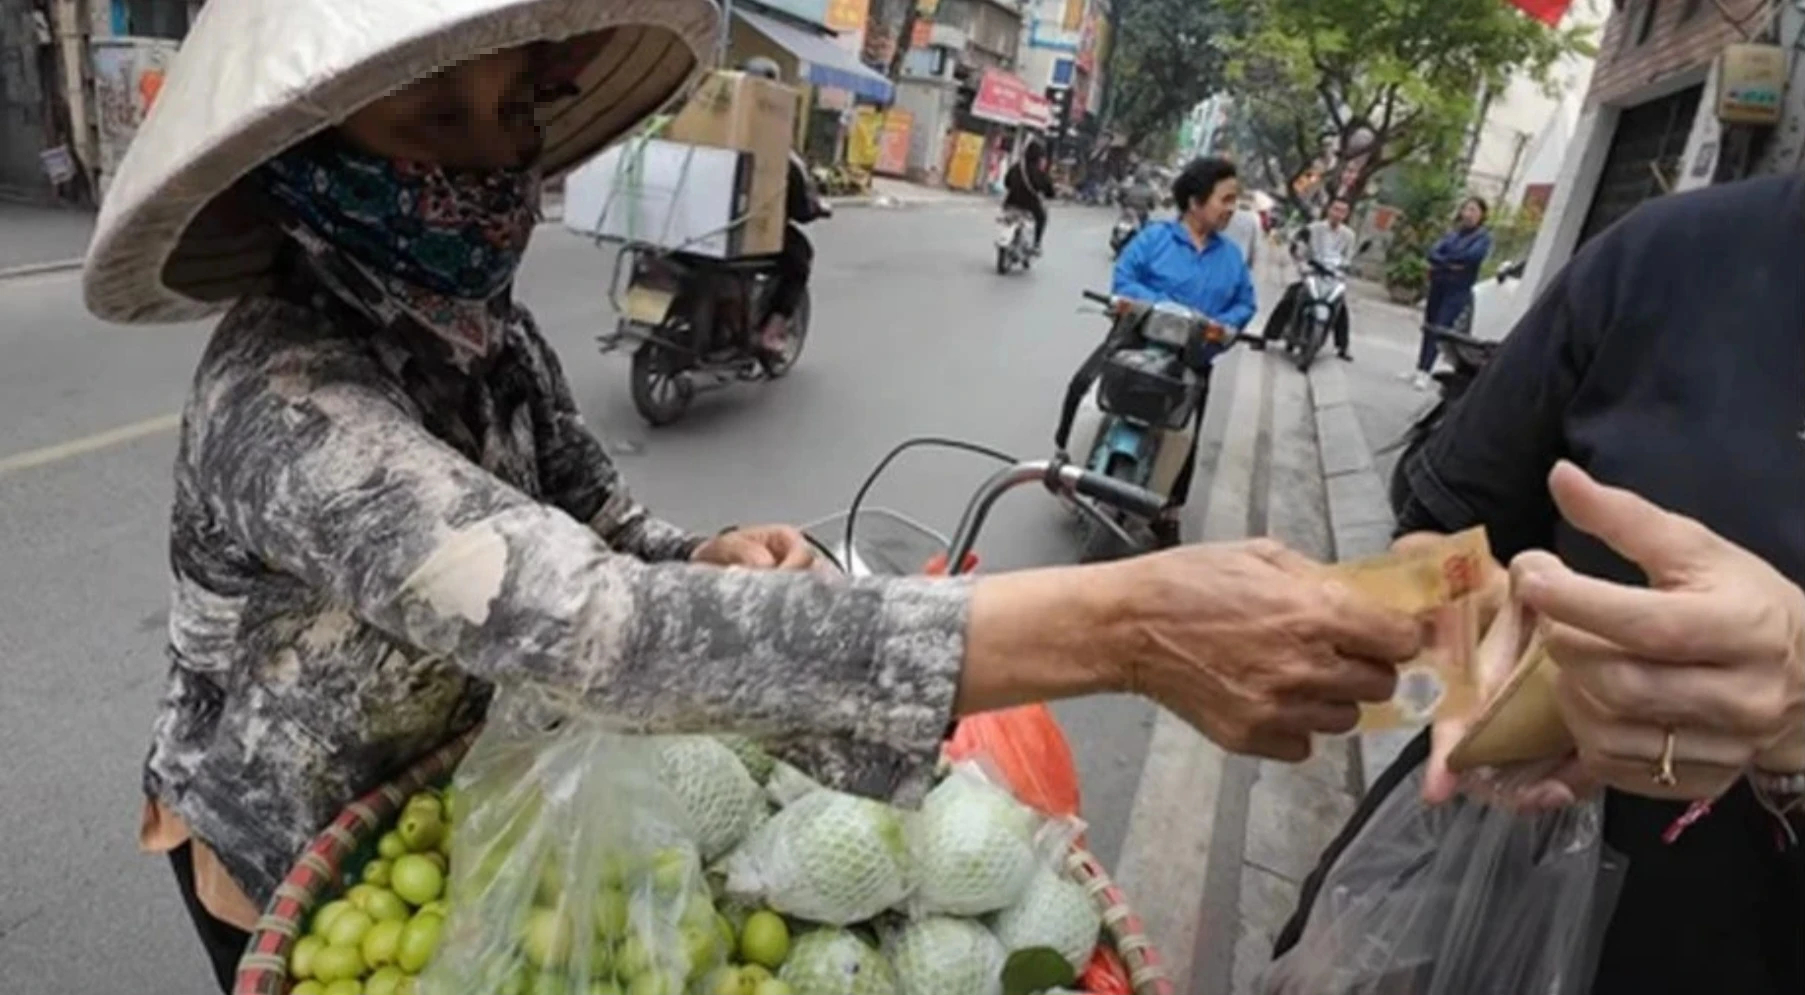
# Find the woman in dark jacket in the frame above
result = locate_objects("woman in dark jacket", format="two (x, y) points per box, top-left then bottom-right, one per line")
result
(1410, 196), (1493, 389)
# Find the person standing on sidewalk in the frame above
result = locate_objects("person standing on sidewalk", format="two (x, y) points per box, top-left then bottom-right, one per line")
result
(1408, 196), (1492, 389)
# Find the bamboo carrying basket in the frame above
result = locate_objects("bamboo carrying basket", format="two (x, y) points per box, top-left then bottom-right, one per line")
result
(233, 731), (1175, 995)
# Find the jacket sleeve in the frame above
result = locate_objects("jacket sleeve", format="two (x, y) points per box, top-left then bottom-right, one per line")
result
(1427, 232), (1455, 266)
(1111, 228), (1162, 302)
(1216, 258), (1258, 329)
(1451, 230), (1493, 268)
(520, 316), (702, 562)
(192, 340), (968, 800)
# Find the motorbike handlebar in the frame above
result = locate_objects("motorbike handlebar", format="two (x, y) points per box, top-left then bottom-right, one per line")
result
(1081, 289), (1113, 305)
(1054, 461), (1170, 520)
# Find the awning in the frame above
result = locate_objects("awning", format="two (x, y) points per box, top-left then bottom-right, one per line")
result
(736, 9), (894, 104)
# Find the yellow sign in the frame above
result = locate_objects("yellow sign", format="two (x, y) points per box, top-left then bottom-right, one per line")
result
(848, 106), (884, 170)
(946, 131), (985, 191)
(1062, 0), (1085, 32)
(826, 0), (869, 32)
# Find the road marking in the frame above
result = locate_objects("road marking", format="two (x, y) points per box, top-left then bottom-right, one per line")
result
(0, 412), (181, 478)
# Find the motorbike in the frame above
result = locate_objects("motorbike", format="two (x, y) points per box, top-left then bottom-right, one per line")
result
(995, 208), (1036, 274)
(1109, 205), (1146, 258)
(1383, 322), (1502, 511)
(1056, 290), (1251, 561)
(601, 246), (810, 426)
(1279, 254), (1350, 372)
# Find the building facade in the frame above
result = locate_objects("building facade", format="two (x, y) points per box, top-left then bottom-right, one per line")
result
(1518, 0), (1788, 303)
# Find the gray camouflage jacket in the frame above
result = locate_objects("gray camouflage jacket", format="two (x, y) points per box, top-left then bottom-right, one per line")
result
(146, 272), (968, 905)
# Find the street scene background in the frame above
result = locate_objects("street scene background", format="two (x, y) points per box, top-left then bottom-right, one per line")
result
(0, 197), (1435, 994)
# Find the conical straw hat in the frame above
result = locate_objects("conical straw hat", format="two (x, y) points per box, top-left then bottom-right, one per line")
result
(83, 0), (718, 324)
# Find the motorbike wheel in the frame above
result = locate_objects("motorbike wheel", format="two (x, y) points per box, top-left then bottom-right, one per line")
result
(1294, 319), (1328, 373)
(1078, 457), (1149, 564)
(996, 246), (1010, 275)
(1386, 404), (1442, 513)
(629, 340), (694, 427)
(761, 291), (809, 379)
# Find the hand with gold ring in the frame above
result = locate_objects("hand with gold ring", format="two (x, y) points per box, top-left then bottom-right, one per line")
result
(1508, 462), (1805, 802)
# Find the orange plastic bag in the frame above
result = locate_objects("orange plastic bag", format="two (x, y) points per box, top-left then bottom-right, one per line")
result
(945, 704), (1082, 825)
(1080, 946), (1136, 994)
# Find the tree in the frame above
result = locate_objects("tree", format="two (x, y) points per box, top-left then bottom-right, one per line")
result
(1226, 0), (1590, 203)
(1107, 0), (1246, 153)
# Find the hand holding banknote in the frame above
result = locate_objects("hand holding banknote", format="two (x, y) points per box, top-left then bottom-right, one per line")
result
(1121, 539), (1422, 763)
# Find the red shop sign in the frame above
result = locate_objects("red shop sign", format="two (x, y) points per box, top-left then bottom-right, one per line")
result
(971, 68), (1032, 126)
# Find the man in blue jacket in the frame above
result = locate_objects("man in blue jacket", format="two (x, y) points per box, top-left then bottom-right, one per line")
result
(1099, 156), (1257, 545)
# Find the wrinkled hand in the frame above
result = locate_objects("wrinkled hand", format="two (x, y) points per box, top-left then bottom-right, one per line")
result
(1510, 462), (1805, 802)
(1123, 539), (1422, 762)
(691, 525), (817, 571)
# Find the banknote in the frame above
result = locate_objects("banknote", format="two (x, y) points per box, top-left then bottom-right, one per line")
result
(1321, 528), (1492, 732)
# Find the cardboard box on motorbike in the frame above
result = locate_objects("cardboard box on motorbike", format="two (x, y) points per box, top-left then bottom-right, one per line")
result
(664, 70), (797, 256)
(562, 70), (796, 259)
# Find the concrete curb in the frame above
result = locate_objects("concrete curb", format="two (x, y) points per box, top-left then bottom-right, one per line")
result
(1305, 361), (1420, 792)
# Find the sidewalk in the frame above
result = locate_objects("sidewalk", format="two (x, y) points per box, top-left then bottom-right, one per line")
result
(0, 202), (95, 278)
(830, 175), (985, 209)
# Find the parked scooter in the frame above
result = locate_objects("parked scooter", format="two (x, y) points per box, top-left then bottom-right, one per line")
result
(1279, 253), (1351, 372)
(996, 208), (1036, 274)
(1383, 322), (1502, 510)
(603, 238), (817, 427)
(1056, 290), (1251, 561)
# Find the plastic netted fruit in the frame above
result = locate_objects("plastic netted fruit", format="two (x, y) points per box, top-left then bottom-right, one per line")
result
(776, 929), (897, 995)
(988, 866), (1101, 971)
(655, 737), (768, 861)
(911, 772), (1038, 915)
(887, 917), (1005, 995)
(722, 789), (914, 925)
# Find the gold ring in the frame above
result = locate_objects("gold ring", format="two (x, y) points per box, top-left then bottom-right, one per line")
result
(1653, 729), (1678, 788)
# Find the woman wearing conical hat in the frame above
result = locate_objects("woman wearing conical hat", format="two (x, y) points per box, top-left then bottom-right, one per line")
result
(85, 1), (1421, 985)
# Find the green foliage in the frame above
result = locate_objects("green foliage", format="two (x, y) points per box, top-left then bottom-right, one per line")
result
(1223, 0), (1590, 202)
(1109, 0), (1247, 151)
(1383, 161), (1461, 293)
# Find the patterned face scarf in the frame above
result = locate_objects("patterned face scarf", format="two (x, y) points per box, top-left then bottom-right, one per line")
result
(258, 137), (541, 364)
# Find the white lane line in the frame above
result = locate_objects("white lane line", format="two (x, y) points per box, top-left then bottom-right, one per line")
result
(0, 412), (181, 478)
(1110, 349), (1268, 985)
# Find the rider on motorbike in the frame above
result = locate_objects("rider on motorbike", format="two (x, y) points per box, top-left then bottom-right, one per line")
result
(743, 57), (830, 365)
(1258, 197), (1357, 359)
(1003, 140), (1056, 253)
(1120, 164), (1160, 225)
(1105, 156), (1257, 544)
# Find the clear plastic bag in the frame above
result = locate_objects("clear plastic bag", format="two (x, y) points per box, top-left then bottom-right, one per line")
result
(1260, 766), (1627, 995)
(420, 698), (766, 995)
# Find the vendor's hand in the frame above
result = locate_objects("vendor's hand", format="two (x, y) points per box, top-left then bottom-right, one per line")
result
(1514, 462), (1805, 802)
(692, 525), (817, 571)
(1121, 539), (1421, 762)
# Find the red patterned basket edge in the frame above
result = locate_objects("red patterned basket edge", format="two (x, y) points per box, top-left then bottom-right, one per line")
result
(233, 730), (1174, 995)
